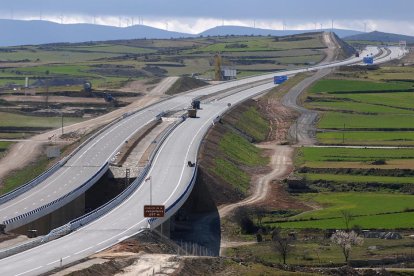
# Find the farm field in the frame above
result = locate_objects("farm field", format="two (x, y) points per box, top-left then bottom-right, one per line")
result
(286, 61), (414, 231)
(0, 33), (327, 143)
(0, 33), (326, 92)
(304, 173), (414, 185)
(0, 112), (84, 128)
(306, 77), (414, 145)
(271, 193), (414, 229)
(225, 235), (414, 266)
(317, 131), (414, 146)
(297, 147), (414, 166)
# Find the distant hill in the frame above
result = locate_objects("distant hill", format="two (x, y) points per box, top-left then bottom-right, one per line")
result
(344, 31), (414, 43)
(0, 19), (364, 46)
(0, 19), (193, 46)
(200, 26), (363, 38)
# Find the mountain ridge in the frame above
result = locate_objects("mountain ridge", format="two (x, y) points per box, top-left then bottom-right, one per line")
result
(0, 19), (365, 46)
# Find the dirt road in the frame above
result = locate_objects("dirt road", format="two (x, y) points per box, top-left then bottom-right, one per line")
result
(218, 144), (293, 218)
(281, 33), (339, 145)
(0, 77), (178, 184)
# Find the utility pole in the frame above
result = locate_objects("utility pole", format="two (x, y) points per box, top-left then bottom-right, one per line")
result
(61, 113), (64, 135)
(364, 22), (367, 33)
(342, 123), (345, 144)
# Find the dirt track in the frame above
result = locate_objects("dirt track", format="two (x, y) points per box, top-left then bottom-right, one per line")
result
(218, 144), (293, 218)
(0, 77), (178, 184)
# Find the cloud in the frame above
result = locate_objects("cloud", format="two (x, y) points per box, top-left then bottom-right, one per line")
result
(1, 0), (413, 21)
(1, 0), (414, 35)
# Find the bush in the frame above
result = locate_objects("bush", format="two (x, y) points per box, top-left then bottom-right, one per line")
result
(233, 207), (257, 234)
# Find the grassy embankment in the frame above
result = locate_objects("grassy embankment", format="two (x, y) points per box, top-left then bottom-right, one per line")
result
(207, 104), (270, 195)
(0, 141), (13, 159)
(0, 157), (49, 195)
(165, 76), (208, 95)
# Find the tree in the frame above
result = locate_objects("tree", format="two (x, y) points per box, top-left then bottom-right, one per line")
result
(341, 210), (354, 231)
(272, 231), (294, 265)
(252, 206), (266, 226)
(233, 207), (256, 234)
(331, 230), (364, 264)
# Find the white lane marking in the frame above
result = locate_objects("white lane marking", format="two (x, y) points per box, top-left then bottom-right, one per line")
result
(46, 260), (59, 266)
(118, 236), (129, 242)
(15, 266), (43, 276)
(74, 246), (93, 255)
(95, 244), (114, 253)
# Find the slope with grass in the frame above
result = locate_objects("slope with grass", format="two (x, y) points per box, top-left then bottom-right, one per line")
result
(198, 100), (270, 204)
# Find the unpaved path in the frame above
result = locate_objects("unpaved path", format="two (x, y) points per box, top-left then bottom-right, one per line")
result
(282, 32), (338, 145)
(115, 253), (179, 276)
(0, 77), (178, 184)
(218, 144), (293, 218)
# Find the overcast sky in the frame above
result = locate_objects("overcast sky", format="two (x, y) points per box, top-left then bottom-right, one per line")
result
(2, 0), (414, 35)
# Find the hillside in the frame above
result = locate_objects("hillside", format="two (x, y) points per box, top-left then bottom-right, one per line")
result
(344, 31), (414, 43)
(0, 19), (362, 46)
(200, 26), (362, 38)
(0, 19), (193, 46)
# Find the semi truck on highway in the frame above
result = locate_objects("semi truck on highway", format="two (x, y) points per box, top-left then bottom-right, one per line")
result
(187, 109), (197, 118)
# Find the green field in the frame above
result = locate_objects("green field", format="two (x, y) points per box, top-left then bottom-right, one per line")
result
(309, 79), (413, 94)
(317, 131), (414, 146)
(190, 36), (324, 53)
(298, 147), (414, 166)
(0, 112), (84, 128)
(0, 33), (327, 91)
(318, 112), (414, 129)
(273, 193), (414, 229)
(307, 78), (414, 145)
(305, 173), (414, 185)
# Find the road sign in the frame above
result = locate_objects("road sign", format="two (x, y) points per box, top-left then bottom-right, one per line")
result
(144, 205), (165, 218)
(363, 56), (374, 65)
(274, 75), (288, 84)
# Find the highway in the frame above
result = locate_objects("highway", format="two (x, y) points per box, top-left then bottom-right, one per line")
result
(0, 45), (394, 230)
(0, 45), (407, 275)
